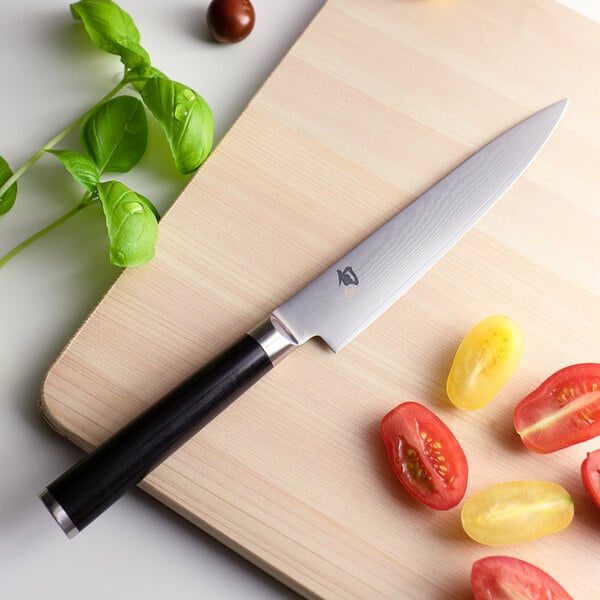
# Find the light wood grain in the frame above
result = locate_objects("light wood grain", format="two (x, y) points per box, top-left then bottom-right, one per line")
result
(41, 0), (600, 597)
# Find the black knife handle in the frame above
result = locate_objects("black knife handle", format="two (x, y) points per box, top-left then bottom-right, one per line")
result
(40, 321), (294, 537)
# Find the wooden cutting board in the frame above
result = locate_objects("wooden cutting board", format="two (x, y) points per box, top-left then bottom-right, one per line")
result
(41, 0), (600, 597)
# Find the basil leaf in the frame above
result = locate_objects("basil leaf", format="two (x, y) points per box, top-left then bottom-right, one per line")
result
(129, 66), (167, 94)
(81, 95), (148, 174)
(114, 39), (151, 72)
(140, 77), (214, 174)
(70, 0), (141, 57)
(46, 150), (99, 191)
(0, 155), (17, 216)
(97, 180), (158, 267)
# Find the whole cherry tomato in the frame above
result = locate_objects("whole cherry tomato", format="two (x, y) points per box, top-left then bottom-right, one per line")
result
(380, 402), (468, 510)
(206, 0), (255, 44)
(514, 363), (600, 453)
(471, 556), (573, 600)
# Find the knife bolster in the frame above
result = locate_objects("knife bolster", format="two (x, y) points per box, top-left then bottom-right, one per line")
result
(249, 317), (297, 365)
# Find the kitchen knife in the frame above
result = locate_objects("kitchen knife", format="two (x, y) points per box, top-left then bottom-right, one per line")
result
(40, 99), (568, 538)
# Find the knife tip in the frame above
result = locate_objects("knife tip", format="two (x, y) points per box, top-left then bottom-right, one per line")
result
(539, 98), (569, 127)
(555, 97), (570, 112)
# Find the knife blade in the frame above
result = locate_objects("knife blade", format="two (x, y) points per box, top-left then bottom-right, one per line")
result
(40, 99), (568, 537)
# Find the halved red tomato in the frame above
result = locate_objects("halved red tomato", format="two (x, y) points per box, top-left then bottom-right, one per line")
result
(471, 555), (573, 600)
(380, 402), (468, 510)
(581, 448), (600, 509)
(513, 363), (600, 453)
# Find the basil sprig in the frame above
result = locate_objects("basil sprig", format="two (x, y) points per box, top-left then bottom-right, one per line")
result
(0, 0), (214, 269)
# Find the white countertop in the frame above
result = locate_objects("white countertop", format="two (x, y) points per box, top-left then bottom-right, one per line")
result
(1, 1), (598, 599)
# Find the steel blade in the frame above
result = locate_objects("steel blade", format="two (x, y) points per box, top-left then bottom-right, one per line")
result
(272, 100), (567, 352)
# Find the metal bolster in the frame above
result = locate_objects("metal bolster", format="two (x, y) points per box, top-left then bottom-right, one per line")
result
(248, 317), (297, 366)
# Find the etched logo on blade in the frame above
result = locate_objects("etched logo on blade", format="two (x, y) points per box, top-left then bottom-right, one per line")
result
(337, 266), (359, 287)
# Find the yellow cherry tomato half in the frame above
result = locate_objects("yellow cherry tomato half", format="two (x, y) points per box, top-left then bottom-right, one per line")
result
(461, 481), (574, 546)
(446, 315), (523, 410)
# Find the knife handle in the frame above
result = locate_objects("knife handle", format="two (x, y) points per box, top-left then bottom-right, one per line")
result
(40, 318), (295, 538)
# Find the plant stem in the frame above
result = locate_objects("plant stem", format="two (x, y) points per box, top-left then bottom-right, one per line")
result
(0, 78), (128, 199)
(0, 196), (98, 268)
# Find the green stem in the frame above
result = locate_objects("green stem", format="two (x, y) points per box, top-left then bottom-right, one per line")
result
(0, 195), (98, 268)
(0, 78), (128, 199)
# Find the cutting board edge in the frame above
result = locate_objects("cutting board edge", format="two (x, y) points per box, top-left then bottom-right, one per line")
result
(137, 477), (319, 600)
(39, 291), (116, 449)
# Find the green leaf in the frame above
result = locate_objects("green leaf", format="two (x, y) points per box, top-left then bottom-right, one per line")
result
(81, 95), (148, 174)
(97, 180), (158, 267)
(128, 66), (167, 93)
(140, 77), (214, 174)
(70, 0), (143, 61)
(114, 38), (151, 71)
(0, 156), (17, 216)
(46, 149), (99, 191)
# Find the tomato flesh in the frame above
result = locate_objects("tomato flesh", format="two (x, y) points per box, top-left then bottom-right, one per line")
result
(581, 448), (600, 509)
(513, 363), (600, 453)
(446, 315), (523, 410)
(461, 481), (573, 546)
(380, 402), (468, 510)
(471, 555), (574, 600)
